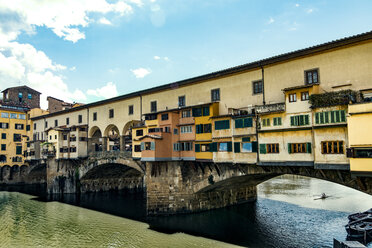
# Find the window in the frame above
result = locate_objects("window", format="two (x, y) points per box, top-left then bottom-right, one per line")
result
(28, 93), (32, 99)
(289, 93), (297, 102)
(164, 126), (171, 133)
(79, 137), (87, 141)
(134, 145), (141, 152)
(253, 80), (263, 94)
(242, 142), (252, 153)
(18, 92), (23, 98)
(259, 143), (279, 154)
(273, 117), (282, 126)
(1, 144), (6, 151)
(16, 145), (22, 155)
(315, 110), (346, 124)
(55, 120), (58, 127)
(235, 118), (253, 128)
(176, 142), (193, 151)
(174, 128), (178, 135)
(182, 110), (191, 118)
(151, 101), (157, 113)
(288, 143), (312, 154)
(178, 96), (186, 107)
(10, 113), (17, 119)
(15, 124), (24, 130)
(144, 142), (155, 151)
(34, 123), (36, 129)
(290, 115), (310, 126)
(215, 120), (230, 130)
(1, 133), (6, 139)
(321, 141), (344, 154)
(305, 69), (319, 84)
(181, 125), (192, 133)
(0, 123), (9, 129)
(211, 88), (220, 102)
(201, 144), (210, 152)
(77, 115), (82, 123)
(219, 142), (232, 152)
(136, 129), (143, 136)
(1, 113), (9, 118)
(128, 105), (134, 115)
(262, 118), (270, 127)
(352, 148), (372, 158)
(65, 117), (69, 125)
(148, 128), (162, 133)
(301, 91), (309, 101)
(19, 114), (26, 120)
(70, 136), (76, 142)
(63, 135), (67, 140)
(26, 125), (30, 131)
(109, 109), (114, 118)
(196, 124), (212, 134)
(161, 113), (168, 121)
(70, 147), (77, 153)
(173, 143), (180, 151)
(45, 121), (48, 128)
(192, 108), (202, 117)
(13, 134), (21, 142)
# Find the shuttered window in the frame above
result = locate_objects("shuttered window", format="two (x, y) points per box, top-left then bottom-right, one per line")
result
(234, 142), (241, 153)
(288, 143), (312, 153)
(315, 110), (346, 124)
(195, 144), (200, 152)
(290, 115), (310, 126)
(215, 120), (230, 130)
(273, 117), (282, 126)
(235, 118), (253, 128)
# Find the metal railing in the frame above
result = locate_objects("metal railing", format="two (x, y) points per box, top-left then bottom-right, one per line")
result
(88, 150), (132, 160)
(255, 103), (285, 114)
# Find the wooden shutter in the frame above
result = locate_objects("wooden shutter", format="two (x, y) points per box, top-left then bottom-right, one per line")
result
(252, 141), (258, 152)
(340, 110), (346, 122)
(203, 106), (210, 116)
(324, 112), (329, 123)
(234, 142), (241, 153)
(278, 117), (282, 125)
(273, 118), (277, 126)
(306, 143), (312, 153)
(246, 118), (253, 127)
(315, 113), (319, 124)
(259, 144), (266, 154)
(290, 116), (294, 126)
(330, 111), (335, 123)
(288, 143), (292, 154)
(150, 142), (155, 150)
(227, 142), (232, 152)
(140, 142), (144, 151)
(211, 142), (218, 152)
(242, 137), (251, 142)
(304, 115), (309, 125)
(195, 144), (200, 152)
(235, 119), (243, 128)
(335, 110), (340, 122)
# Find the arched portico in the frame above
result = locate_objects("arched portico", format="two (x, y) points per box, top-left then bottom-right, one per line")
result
(120, 120), (142, 152)
(88, 126), (103, 153)
(104, 124), (120, 151)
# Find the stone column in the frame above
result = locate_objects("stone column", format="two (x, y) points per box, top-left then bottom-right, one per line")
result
(102, 137), (108, 151)
(120, 135), (126, 151)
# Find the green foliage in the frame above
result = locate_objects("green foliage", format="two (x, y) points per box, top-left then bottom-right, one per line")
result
(309, 90), (357, 108)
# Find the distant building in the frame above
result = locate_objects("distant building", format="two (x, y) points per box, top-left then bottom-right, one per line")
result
(47, 96), (74, 113)
(1, 85), (41, 109)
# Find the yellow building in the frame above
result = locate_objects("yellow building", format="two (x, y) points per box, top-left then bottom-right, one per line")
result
(0, 107), (29, 166)
(132, 124), (147, 159)
(194, 102), (219, 161)
(347, 102), (372, 173)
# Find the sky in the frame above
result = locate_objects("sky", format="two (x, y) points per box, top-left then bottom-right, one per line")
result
(0, 0), (372, 109)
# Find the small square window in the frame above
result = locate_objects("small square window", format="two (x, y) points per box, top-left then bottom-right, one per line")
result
(55, 120), (58, 127)
(253, 80), (263, 94)
(305, 69), (319, 84)
(161, 113), (168, 121)
(178, 96), (186, 107)
(66, 117), (69, 125)
(78, 115), (82, 123)
(109, 109), (114, 118)
(1, 144), (6, 151)
(301, 91), (309, 101)
(289, 93), (297, 102)
(28, 93), (32, 99)
(128, 105), (134, 115)
(93, 112), (97, 121)
(211, 89), (220, 102)
(1, 133), (6, 139)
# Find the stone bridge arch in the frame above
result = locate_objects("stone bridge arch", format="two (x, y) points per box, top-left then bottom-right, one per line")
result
(145, 161), (372, 215)
(78, 152), (145, 193)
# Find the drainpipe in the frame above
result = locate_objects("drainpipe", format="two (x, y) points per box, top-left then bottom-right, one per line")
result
(139, 94), (143, 121)
(261, 65), (266, 106)
(87, 108), (89, 157)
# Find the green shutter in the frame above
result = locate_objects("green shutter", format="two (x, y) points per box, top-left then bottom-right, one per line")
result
(246, 118), (253, 127)
(234, 142), (240, 153)
(273, 117), (277, 126)
(267, 119), (270, 126)
(242, 137), (251, 142)
(299, 115), (304, 126)
(195, 144), (200, 152)
(140, 142), (144, 151)
(304, 115), (309, 125)
(306, 143), (312, 153)
(288, 143), (292, 154)
(315, 113), (319, 124)
(335, 110), (340, 123)
(331, 111), (335, 123)
(278, 117), (282, 126)
(259, 144), (266, 154)
(262, 119), (266, 127)
(16, 146), (22, 155)
(290, 116), (294, 126)
(150, 142), (155, 150)
(227, 142), (232, 152)
(203, 106), (210, 116)
(324, 112), (329, 123)
(340, 110), (346, 122)
(252, 141), (258, 153)
(211, 142), (218, 152)
(235, 119), (243, 128)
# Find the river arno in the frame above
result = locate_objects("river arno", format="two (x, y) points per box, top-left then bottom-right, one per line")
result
(1, 175), (372, 248)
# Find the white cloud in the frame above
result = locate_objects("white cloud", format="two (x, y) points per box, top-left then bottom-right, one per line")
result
(295, 3), (300, 7)
(131, 67), (151, 78)
(69, 66), (76, 71)
(307, 8), (314, 13)
(0, 0), (134, 43)
(153, 55), (169, 61)
(127, 0), (144, 7)
(164, 56), (169, 61)
(87, 82), (118, 99)
(268, 17), (275, 24)
(98, 17), (112, 25)
(153, 55), (160, 60)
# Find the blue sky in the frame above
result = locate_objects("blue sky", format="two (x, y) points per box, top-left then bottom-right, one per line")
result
(0, 0), (372, 108)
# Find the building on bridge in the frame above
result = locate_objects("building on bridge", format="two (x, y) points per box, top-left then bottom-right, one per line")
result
(26, 31), (372, 177)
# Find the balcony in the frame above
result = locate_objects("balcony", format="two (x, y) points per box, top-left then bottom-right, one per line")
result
(309, 90), (361, 108)
(42, 149), (56, 157)
(255, 103), (285, 114)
